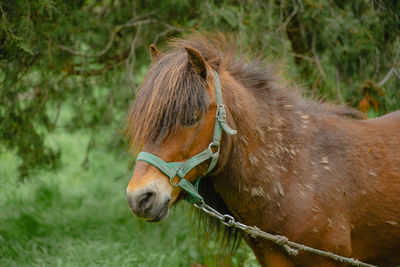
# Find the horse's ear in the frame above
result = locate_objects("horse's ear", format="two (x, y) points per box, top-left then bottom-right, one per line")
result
(185, 46), (207, 79)
(149, 44), (162, 61)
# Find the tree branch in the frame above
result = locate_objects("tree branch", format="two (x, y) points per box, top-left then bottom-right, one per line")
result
(125, 24), (142, 92)
(57, 19), (154, 58)
(377, 43), (400, 86)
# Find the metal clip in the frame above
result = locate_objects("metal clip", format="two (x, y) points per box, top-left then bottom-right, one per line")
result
(221, 214), (235, 227)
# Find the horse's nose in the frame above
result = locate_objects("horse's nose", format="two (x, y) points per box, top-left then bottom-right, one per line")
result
(127, 189), (157, 217)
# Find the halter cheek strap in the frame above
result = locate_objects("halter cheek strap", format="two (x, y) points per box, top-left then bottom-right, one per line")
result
(135, 70), (237, 203)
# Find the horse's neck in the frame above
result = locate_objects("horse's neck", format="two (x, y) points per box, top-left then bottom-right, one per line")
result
(213, 71), (301, 227)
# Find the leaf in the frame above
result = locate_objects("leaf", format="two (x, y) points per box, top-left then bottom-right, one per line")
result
(217, 6), (239, 28)
(17, 41), (34, 56)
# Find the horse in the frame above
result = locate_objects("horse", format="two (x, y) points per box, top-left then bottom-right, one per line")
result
(125, 33), (400, 267)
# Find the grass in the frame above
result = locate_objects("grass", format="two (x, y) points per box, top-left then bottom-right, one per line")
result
(0, 125), (259, 267)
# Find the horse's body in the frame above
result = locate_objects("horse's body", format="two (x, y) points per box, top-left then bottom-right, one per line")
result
(126, 33), (400, 266)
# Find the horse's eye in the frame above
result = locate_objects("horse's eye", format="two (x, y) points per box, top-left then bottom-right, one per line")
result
(182, 114), (200, 127)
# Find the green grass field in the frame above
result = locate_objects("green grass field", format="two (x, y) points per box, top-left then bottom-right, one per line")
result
(0, 126), (258, 267)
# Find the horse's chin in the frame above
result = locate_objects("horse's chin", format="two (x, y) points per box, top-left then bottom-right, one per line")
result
(147, 206), (170, 223)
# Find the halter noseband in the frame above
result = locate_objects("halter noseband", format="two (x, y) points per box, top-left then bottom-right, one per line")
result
(135, 70), (237, 203)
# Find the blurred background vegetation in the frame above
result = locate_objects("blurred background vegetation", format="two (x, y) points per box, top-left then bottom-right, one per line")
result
(0, 0), (399, 266)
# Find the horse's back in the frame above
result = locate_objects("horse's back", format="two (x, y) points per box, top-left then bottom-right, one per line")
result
(347, 110), (400, 265)
(360, 110), (400, 166)
(365, 109), (400, 126)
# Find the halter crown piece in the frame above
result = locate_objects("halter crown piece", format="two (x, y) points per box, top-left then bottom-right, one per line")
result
(135, 70), (237, 203)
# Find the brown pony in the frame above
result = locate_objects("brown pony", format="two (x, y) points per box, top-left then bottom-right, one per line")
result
(125, 33), (400, 266)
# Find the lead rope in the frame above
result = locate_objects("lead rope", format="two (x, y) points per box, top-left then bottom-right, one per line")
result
(194, 201), (377, 267)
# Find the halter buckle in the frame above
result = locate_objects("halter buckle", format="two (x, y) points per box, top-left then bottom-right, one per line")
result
(170, 176), (181, 187)
(208, 141), (220, 154)
(217, 104), (227, 123)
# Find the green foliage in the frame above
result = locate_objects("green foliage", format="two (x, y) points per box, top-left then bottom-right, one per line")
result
(283, 0), (400, 109)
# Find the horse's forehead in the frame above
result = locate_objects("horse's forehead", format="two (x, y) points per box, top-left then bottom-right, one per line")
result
(144, 61), (188, 91)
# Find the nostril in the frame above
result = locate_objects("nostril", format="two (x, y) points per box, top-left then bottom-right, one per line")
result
(138, 191), (155, 211)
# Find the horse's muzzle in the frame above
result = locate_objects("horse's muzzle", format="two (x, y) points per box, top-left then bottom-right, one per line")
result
(126, 186), (171, 222)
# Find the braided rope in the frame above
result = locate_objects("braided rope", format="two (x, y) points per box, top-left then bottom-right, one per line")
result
(194, 202), (377, 267)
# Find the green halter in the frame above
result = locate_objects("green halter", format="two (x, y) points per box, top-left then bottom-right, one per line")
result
(135, 70), (237, 203)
